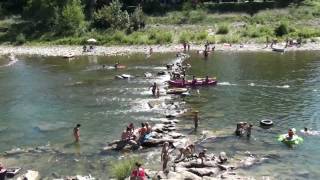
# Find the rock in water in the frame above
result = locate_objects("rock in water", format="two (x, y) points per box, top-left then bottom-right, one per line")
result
(218, 152), (228, 163)
(17, 170), (40, 180)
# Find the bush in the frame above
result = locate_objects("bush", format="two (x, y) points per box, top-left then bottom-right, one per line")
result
(216, 24), (229, 34)
(274, 22), (289, 37)
(110, 157), (142, 180)
(16, 33), (26, 44)
(206, 35), (216, 44)
(148, 30), (172, 44)
(188, 10), (206, 24)
(59, 0), (86, 35)
(195, 31), (208, 41)
(219, 35), (240, 44)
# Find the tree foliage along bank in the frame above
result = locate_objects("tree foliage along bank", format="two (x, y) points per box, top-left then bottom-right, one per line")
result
(1, 0), (319, 45)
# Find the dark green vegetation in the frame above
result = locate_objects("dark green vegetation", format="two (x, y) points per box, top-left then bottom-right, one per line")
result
(1, 0), (320, 45)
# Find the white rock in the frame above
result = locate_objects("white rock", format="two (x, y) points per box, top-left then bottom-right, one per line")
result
(17, 170), (40, 180)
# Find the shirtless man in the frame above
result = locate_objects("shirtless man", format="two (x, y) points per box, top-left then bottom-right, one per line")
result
(150, 82), (157, 96)
(175, 144), (195, 163)
(73, 124), (81, 142)
(161, 142), (171, 171)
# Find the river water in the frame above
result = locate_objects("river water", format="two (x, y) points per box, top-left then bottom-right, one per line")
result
(0, 51), (320, 179)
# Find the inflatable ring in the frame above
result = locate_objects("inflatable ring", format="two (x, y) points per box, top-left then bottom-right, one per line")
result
(260, 119), (273, 126)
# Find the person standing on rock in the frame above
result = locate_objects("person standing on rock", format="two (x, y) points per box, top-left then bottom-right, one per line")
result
(246, 124), (253, 138)
(150, 82), (157, 97)
(130, 162), (148, 180)
(73, 124), (81, 142)
(193, 110), (199, 131)
(161, 142), (171, 172)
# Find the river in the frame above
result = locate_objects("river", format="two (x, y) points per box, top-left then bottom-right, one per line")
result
(0, 51), (320, 179)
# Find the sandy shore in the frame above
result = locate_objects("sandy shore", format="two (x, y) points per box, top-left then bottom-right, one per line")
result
(0, 43), (320, 57)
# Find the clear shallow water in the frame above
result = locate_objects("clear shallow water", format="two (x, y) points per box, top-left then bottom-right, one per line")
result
(0, 51), (320, 179)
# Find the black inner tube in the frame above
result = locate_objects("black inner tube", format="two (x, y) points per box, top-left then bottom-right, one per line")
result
(260, 119), (273, 126)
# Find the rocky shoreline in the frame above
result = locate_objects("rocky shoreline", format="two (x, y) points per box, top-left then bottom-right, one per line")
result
(0, 42), (320, 57)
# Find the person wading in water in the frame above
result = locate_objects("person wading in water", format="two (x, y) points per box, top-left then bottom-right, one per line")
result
(73, 124), (81, 142)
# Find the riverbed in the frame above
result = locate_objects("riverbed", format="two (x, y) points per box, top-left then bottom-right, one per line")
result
(0, 51), (320, 179)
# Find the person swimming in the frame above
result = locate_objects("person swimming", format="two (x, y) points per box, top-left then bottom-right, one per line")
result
(286, 128), (294, 140)
(301, 127), (320, 135)
(175, 144), (195, 163)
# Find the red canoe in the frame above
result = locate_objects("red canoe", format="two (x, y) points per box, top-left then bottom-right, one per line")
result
(169, 79), (217, 87)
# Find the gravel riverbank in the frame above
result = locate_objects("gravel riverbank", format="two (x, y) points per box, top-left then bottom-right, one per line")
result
(0, 42), (319, 57)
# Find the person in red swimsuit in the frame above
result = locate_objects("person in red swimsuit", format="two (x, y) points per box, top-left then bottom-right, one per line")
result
(130, 162), (147, 180)
(0, 163), (6, 180)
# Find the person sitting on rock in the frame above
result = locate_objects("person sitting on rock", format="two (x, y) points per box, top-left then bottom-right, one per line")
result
(121, 127), (134, 141)
(175, 144), (195, 163)
(128, 123), (135, 133)
(115, 127), (138, 150)
(138, 123), (148, 145)
(145, 122), (152, 134)
(198, 149), (207, 165)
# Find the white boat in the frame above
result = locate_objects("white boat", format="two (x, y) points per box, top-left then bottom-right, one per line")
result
(63, 53), (75, 58)
(6, 167), (21, 177)
(272, 47), (285, 53)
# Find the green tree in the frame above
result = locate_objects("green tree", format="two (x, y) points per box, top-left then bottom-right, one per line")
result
(94, 0), (130, 30)
(23, 0), (63, 28)
(59, 0), (86, 35)
(130, 5), (146, 31)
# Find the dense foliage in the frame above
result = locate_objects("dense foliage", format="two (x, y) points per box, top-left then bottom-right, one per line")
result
(1, 0), (319, 45)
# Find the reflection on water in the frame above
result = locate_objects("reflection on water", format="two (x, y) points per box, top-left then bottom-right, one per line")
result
(0, 51), (320, 178)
